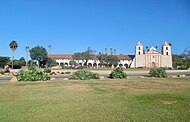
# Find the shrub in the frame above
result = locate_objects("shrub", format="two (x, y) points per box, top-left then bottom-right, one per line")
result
(0, 71), (4, 75)
(28, 66), (37, 71)
(69, 70), (100, 80)
(177, 65), (188, 70)
(16, 70), (50, 81)
(110, 67), (127, 79)
(149, 68), (168, 78)
(91, 73), (100, 79)
(43, 68), (51, 73)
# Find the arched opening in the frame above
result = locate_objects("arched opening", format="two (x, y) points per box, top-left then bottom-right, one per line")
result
(152, 62), (156, 68)
(93, 63), (97, 68)
(83, 63), (87, 67)
(119, 64), (123, 67)
(79, 63), (82, 66)
(60, 63), (64, 68)
(124, 64), (129, 68)
(88, 63), (92, 68)
(65, 63), (68, 67)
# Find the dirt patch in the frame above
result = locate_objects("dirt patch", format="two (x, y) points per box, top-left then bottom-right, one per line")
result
(160, 100), (177, 105)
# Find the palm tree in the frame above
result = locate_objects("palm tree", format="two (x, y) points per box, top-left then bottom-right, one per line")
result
(25, 46), (29, 67)
(105, 48), (107, 55)
(9, 41), (18, 69)
(48, 45), (52, 54)
(110, 48), (113, 55)
(114, 49), (116, 55)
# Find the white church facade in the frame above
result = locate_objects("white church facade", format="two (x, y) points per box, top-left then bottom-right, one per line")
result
(130, 42), (172, 68)
(49, 42), (172, 68)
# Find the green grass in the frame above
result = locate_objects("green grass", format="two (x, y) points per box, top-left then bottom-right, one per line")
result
(0, 78), (190, 122)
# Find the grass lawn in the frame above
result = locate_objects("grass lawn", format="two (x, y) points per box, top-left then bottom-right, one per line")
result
(0, 78), (190, 122)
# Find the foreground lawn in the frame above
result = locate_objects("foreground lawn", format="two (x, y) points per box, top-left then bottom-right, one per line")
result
(0, 78), (190, 122)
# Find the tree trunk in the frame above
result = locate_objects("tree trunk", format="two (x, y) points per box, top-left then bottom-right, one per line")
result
(26, 51), (28, 67)
(38, 61), (40, 68)
(12, 51), (14, 69)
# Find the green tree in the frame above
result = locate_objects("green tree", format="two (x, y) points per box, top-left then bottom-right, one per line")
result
(82, 47), (95, 67)
(19, 57), (26, 66)
(45, 57), (57, 68)
(7, 59), (22, 69)
(9, 40), (18, 69)
(0, 57), (10, 68)
(182, 47), (190, 60)
(181, 47), (190, 69)
(72, 52), (83, 66)
(69, 59), (76, 67)
(82, 52), (92, 66)
(29, 46), (48, 68)
(96, 54), (107, 67)
(172, 54), (184, 68)
(107, 55), (119, 67)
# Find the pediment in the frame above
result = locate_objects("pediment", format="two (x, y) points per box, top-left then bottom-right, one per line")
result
(146, 50), (161, 54)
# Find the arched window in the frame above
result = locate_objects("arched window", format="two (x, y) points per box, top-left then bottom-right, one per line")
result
(166, 47), (168, 50)
(138, 47), (140, 50)
(166, 52), (168, 55)
(138, 51), (141, 55)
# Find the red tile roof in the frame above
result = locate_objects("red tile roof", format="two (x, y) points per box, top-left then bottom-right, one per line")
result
(116, 55), (131, 60)
(163, 42), (171, 46)
(48, 54), (72, 59)
(49, 54), (131, 60)
(136, 41), (143, 46)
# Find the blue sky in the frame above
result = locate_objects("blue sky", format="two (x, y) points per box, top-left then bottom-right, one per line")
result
(0, 0), (190, 59)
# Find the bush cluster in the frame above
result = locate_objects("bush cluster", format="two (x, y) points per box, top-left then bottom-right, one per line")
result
(149, 68), (168, 78)
(16, 70), (50, 81)
(28, 66), (37, 71)
(177, 65), (188, 70)
(110, 67), (127, 79)
(0, 71), (4, 75)
(69, 70), (100, 80)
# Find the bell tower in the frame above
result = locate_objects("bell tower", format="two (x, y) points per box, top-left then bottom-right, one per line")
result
(135, 41), (143, 55)
(162, 42), (171, 55)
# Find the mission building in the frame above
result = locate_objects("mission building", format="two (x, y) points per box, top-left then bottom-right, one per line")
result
(49, 42), (172, 68)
